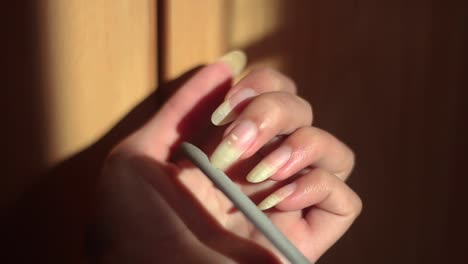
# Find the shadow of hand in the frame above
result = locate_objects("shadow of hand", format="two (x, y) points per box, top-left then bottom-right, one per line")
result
(3, 62), (278, 264)
(3, 66), (200, 264)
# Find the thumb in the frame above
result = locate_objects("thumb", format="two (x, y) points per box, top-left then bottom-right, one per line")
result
(134, 51), (247, 160)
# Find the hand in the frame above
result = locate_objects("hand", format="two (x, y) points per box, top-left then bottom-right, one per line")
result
(98, 51), (362, 263)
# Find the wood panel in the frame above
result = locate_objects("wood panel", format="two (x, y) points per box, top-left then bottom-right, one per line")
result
(161, 0), (287, 79)
(45, 0), (157, 165)
(160, 0), (225, 80)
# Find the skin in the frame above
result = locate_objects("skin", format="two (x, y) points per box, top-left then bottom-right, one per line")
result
(98, 59), (362, 263)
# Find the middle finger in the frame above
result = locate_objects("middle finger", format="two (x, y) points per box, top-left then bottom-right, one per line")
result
(209, 91), (313, 171)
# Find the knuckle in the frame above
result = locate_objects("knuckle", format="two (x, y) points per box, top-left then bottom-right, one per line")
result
(298, 97), (313, 122)
(346, 148), (356, 175)
(333, 139), (356, 180)
(248, 67), (297, 93)
(250, 67), (279, 78)
(254, 93), (286, 116)
(249, 68), (283, 92)
(313, 169), (330, 184)
(349, 193), (363, 217)
(295, 126), (324, 145)
(104, 148), (129, 170)
(303, 169), (331, 194)
(339, 186), (363, 218)
(283, 75), (298, 93)
(289, 127), (323, 159)
(103, 143), (140, 176)
(102, 152), (128, 177)
(244, 95), (284, 132)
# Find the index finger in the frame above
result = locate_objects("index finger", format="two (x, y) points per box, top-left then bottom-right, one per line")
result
(126, 51), (247, 160)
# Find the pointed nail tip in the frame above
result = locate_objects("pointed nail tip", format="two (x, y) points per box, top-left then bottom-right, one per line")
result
(217, 116), (235, 126)
(245, 177), (255, 183)
(211, 101), (233, 126)
(257, 205), (272, 211)
(210, 115), (230, 126)
(246, 168), (271, 183)
(210, 116), (221, 126)
(223, 50), (247, 62)
(219, 50), (247, 77)
(246, 175), (263, 183)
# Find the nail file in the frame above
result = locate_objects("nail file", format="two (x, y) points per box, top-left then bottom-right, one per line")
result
(180, 142), (311, 264)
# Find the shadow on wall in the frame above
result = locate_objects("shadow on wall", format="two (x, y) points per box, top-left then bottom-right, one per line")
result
(2, 2), (49, 207)
(0, 1), (161, 263)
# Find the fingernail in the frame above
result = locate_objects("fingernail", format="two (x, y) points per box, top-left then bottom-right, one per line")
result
(246, 145), (292, 183)
(257, 183), (297, 210)
(210, 120), (257, 170)
(211, 88), (256, 126)
(218, 50), (247, 77)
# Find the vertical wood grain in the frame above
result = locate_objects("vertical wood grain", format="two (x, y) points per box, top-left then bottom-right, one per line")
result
(45, 0), (157, 165)
(160, 0), (225, 80)
(160, 0), (288, 79)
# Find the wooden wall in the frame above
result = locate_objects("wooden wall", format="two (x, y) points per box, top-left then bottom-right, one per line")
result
(45, 0), (157, 164)
(3, 0), (467, 263)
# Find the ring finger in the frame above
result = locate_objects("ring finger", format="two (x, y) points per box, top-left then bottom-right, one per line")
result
(246, 126), (355, 183)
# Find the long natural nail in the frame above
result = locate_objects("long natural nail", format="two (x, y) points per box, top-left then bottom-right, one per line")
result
(211, 88), (256, 126)
(257, 183), (297, 210)
(210, 120), (257, 170)
(246, 145), (292, 183)
(218, 50), (247, 77)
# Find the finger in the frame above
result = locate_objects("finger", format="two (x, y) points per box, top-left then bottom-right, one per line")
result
(209, 91), (313, 170)
(229, 68), (297, 97)
(246, 126), (355, 183)
(257, 168), (362, 261)
(128, 51), (246, 160)
(211, 68), (297, 126)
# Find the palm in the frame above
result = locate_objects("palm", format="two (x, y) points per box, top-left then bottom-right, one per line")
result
(188, 167), (308, 252)
(136, 109), (311, 262)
